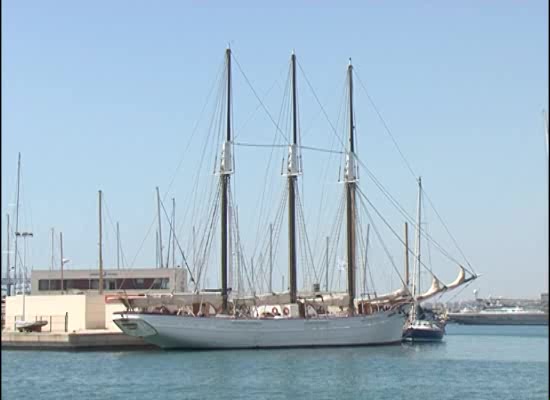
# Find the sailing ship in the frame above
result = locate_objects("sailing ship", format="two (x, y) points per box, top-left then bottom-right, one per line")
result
(113, 49), (475, 349)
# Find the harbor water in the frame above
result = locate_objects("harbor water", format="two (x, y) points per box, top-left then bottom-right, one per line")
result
(2, 325), (548, 399)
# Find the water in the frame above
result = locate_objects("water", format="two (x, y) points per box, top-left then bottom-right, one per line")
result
(2, 325), (548, 400)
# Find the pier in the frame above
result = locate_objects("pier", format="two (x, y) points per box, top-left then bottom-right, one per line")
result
(1, 330), (154, 350)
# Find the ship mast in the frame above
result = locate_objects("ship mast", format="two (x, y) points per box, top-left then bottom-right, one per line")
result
(13, 153), (21, 295)
(220, 48), (233, 313)
(287, 52), (300, 304)
(412, 177), (422, 298)
(345, 60), (357, 314)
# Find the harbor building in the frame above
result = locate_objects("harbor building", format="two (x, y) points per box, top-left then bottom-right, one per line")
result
(3, 268), (188, 337)
(30, 267), (187, 295)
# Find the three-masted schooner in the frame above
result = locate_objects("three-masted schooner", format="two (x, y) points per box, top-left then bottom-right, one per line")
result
(113, 49), (469, 349)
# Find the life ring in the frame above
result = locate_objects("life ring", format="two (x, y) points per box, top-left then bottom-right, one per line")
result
(272, 307), (279, 315)
(283, 307), (290, 316)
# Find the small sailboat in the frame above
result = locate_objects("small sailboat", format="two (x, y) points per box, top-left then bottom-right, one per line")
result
(15, 320), (48, 333)
(401, 178), (475, 342)
(402, 177), (444, 341)
(403, 304), (445, 342)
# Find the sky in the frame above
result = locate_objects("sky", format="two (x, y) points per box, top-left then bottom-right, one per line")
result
(2, 1), (548, 300)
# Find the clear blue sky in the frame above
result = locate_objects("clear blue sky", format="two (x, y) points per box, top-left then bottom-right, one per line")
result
(2, 1), (548, 299)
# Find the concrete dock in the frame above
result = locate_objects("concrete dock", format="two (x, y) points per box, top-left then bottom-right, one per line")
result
(1, 329), (156, 350)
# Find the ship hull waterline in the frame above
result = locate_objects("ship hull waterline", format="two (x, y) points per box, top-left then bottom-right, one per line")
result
(114, 310), (407, 350)
(402, 325), (445, 342)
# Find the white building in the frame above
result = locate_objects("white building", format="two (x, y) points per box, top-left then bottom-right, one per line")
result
(31, 268), (187, 295)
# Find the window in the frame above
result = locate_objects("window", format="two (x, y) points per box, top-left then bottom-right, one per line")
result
(38, 280), (61, 291)
(149, 278), (170, 290)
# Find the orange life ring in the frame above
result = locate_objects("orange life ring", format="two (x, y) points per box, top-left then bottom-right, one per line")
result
(283, 307), (290, 316)
(272, 307), (278, 315)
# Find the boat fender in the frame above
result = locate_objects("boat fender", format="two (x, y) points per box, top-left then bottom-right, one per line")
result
(283, 307), (290, 316)
(272, 307), (279, 315)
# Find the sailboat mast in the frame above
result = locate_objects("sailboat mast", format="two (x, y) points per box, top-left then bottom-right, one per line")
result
(6, 214), (10, 296)
(325, 236), (329, 292)
(220, 47), (233, 313)
(345, 60), (357, 314)
(51, 228), (55, 271)
(13, 153), (21, 294)
(413, 177), (422, 296)
(269, 223), (273, 292)
(287, 52), (299, 304)
(156, 187), (163, 268)
(544, 110), (548, 159)
(98, 190), (104, 295)
(60, 232), (64, 294)
(172, 198), (176, 268)
(116, 222), (120, 270)
(363, 224), (370, 297)
(404, 222), (410, 288)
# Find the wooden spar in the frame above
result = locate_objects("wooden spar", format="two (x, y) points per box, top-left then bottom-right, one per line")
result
(6, 214), (10, 296)
(155, 231), (159, 268)
(544, 110), (548, 159)
(98, 190), (104, 295)
(172, 198), (176, 268)
(60, 232), (64, 294)
(325, 236), (329, 292)
(220, 47), (232, 313)
(50, 228), (54, 271)
(269, 223), (273, 292)
(156, 187), (163, 268)
(49, 227), (54, 291)
(13, 153), (21, 295)
(363, 224), (370, 297)
(288, 52), (298, 304)
(404, 222), (410, 288)
(345, 60), (357, 314)
(413, 177), (422, 296)
(116, 222), (120, 270)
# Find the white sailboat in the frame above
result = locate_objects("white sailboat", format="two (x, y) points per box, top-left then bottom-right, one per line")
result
(402, 177), (479, 341)
(402, 177), (445, 342)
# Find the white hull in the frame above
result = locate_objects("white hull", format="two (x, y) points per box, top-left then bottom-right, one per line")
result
(114, 310), (406, 349)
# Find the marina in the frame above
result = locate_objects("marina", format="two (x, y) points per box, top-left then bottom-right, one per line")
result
(2, 325), (548, 399)
(2, 2), (548, 399)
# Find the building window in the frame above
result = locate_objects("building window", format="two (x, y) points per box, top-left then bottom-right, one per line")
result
(149, 278), (170, 290)
(38, 280), (61, 291)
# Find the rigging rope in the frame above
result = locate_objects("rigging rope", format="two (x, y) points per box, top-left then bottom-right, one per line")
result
(233, 141), (344, 154)
(353, 69), (476, 275)
(297, 60), (476, 277)
(232, 52), (290, 144)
